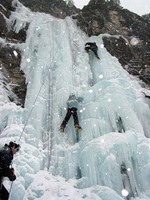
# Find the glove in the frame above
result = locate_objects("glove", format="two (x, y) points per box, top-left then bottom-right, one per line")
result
(8, 168), (16, 181)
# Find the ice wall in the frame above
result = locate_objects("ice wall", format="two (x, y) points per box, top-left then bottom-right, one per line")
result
(3, 1), (150, 199)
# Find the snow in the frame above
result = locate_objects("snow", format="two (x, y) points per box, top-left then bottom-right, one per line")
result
(130, 37), (142, 46)
(0, 0), (150, 199)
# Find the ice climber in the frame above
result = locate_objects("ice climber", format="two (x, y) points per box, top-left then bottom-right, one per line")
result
(85, 42), (100, 59)
(0, 141), (20, 200)
(120, 163), (134, 199)
(60, 94), (82, 133)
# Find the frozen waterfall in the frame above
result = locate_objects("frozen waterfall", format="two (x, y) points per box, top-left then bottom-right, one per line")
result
(0, 1), (150, 200)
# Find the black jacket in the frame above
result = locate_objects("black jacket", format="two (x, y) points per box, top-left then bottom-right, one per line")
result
(85, 42), (98, 51)
(0, 145), (13, 170)
(0, 145), (16, 181)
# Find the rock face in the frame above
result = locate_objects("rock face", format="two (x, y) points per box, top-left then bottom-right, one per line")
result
(0, 0), (150, 106)
(0, 0), (27, 106)
(75, 0), (150, 84)
(18, 0), (79, 19)
(0, 0), (79, 106)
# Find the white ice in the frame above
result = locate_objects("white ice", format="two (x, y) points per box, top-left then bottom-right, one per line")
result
(0, 0), (150, 199)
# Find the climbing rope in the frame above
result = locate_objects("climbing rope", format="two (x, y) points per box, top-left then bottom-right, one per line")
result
(18, 20), (66, 142)
(18, 80), (45, 141)
(8, 181), (13, 200)
(1, 17), (71, 200)
(8, 20), (66, 199)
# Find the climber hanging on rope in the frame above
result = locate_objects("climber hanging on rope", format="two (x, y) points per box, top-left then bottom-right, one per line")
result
(0, 141), (20, 200)
(85, 42), (100, 59)
(59, 94), (82, 133)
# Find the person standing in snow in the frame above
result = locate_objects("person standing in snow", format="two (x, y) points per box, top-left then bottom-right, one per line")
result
(85, 42), (100, 59)
(0, 141), (20, 200)
(60, 94), (82, 133)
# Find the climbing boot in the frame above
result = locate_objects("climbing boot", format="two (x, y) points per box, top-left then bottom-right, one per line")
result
(59, 127), (64, 133)
(75, 125), (82, 131)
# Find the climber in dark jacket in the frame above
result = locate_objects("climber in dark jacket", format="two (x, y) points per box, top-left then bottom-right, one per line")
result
(60, 94), (82, 133)
(0, 141), (20, 200)
(85, 42), (100, 59)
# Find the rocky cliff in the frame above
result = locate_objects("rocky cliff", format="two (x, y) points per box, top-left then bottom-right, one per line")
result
(75, 0), (150, 85)
(0, 0), (150, 106)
